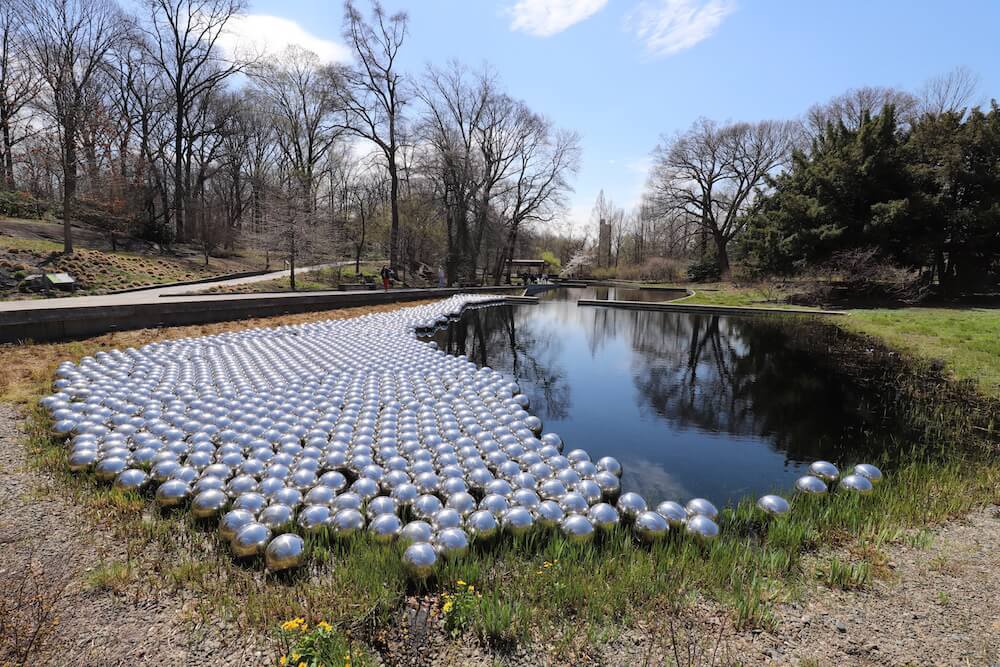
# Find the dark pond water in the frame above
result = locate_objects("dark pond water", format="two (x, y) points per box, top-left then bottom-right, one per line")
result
(424, 288), (908, 508)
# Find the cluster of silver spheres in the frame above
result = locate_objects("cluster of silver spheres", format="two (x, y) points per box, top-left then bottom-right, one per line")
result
(793, 460), (883, 497)
(41, 295), (884, 578)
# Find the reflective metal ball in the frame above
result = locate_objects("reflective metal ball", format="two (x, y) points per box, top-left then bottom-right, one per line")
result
(616, 492), (647, 521)
(232, 522), (272, 558)
(369, 513), (403, 543)
(795, 475), (828, 495)
(655, 501), (687, 528)
(587, 502), (620, 531)
(560, 513), (595, 544)
(838, 474), (874, 494)
(502, 507), (535, 536)
(402, 542), (437, 580)
(684, 514), (720, 541)
(191, 489), (229, 519)
(685, 498), (718, 520)
(400, 520), (434, 546)
(219, 509), (256, 541)
(433, 527), (469, 559)
(155, 479), (191, 508)
(756, 494), (790, 516)
(535, 500), (565, 529)
(809, 460), (840, 482)
(634, 510), (669, 543)
(466, 509), (499, 540)
(854, 463), (883, 484)
(265, 533), (306, 571)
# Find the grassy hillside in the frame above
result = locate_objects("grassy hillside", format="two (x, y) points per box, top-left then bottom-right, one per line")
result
(0, 218), (263, 298)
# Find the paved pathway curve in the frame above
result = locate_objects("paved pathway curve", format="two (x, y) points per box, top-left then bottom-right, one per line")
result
(0, 261), (369, 313)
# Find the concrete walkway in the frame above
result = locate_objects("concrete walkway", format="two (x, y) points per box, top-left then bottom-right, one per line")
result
(0, 261), (359, 313)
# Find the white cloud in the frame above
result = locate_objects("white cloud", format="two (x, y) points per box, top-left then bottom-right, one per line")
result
(626, 0), (735, 58)
(218, 14), (351, 64)
(508, 0), (608, 37)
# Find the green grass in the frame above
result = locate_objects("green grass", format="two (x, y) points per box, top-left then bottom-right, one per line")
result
(843, 307), (1000, 399)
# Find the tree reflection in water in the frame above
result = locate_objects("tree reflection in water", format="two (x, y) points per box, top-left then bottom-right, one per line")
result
(424, 289), (908, 504)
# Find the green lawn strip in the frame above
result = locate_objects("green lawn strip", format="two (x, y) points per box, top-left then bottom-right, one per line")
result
(843, 308), (1000, 400)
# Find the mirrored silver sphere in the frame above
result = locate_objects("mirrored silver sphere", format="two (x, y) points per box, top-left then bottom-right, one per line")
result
(756, 494), (790, 516)
(587, 502), (620, 531)
(466, 509), (499, 541)
(369, 513), (403, 543)
(265, 533), (306, 571)
(330, 508), (366, 537)
(258, 503), (294, 531)
(795, 475), (828, 495)
(400, 520), (434, 546)
(402, 542), (437, 580)
(838, 473), (874, 494)
(502, 507), (535, 536)
(191, 489), (229, 519)
(616, 492), (647, 521)
(560, 513), (595, 544)
(684, 514), (720, 541)
(809, 460), (840, 482)
(535, 500), (565, 529)
(433, 527), (469, 559)
(219, 509), (256, 541)
(655, 501), (687, 528)
(155, 479), (191, 508)
(634, 510), (669, 543)
(232, 522), (272, 558)
(685, 498), (718, 520)
(854, 463), (883, 484)
(114, 468), (149, 492)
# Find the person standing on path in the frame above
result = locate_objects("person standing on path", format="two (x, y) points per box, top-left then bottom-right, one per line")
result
(438, 266), (446, 288)
(380, 266), (391, 291)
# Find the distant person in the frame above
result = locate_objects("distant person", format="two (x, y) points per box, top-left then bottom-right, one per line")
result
(380, 265), (391, 291)
(438, 266), (446, 288)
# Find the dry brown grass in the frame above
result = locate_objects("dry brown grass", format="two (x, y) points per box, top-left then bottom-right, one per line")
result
(0, 299), (438, 404)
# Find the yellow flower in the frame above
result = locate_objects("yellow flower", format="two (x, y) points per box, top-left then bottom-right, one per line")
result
(281, 618), (305, 632)
(318, 621), (333, 632)
(467, 585), (474, 593)
(298, 662), (306, 667)
(543, 562), (552, 568)
(279, 657), (287, 666)
(443, 600), (454, 613)
(456, 579), (466, 586)
(292, 653), (300, 661)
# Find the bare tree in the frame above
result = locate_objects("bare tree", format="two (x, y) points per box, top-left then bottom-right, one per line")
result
(805, 86), (918, 137)
(253, 46), (341, 208)
(335, 0), (407, 268)
(21, 0), (124, 253)
(648, 118), (795, 275)
(493, 123), (580, 283)
(141, 0), (246, 241)
(417, 62), (489, 284)
(920, 66), (980, 116)
(0, 3), (40, 189)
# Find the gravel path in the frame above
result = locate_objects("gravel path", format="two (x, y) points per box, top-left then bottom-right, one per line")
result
(0, 403), (267, 666)
(2, 401), (997, 666)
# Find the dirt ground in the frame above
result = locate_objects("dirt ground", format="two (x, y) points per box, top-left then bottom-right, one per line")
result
(1, 405), (997, 666)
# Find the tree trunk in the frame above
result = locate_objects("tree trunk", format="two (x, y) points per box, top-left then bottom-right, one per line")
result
(289, 246), (296, 291)
(388, 155), (399, 268)
(1, 112), (14, 189)
(62, 118), (77, 255)
(713, 231), (730, 277)
(173, 101), (185, 240)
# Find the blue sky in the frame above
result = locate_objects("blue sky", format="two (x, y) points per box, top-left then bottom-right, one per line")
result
(239, 0), (1000, 236)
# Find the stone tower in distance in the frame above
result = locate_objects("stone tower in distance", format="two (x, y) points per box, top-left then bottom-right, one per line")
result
(597, 218), (612, 268)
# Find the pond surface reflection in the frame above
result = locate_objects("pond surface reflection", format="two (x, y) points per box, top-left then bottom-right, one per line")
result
(424, 289), (905, 507)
